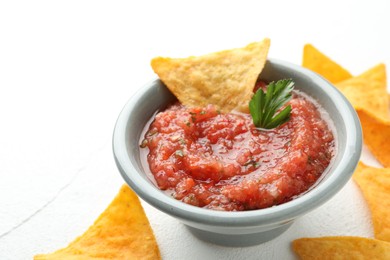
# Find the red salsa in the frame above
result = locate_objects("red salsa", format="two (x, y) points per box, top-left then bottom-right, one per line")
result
(140, 83), (336, 211)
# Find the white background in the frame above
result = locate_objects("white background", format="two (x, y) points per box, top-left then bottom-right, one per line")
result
(1, 1), (389, 259)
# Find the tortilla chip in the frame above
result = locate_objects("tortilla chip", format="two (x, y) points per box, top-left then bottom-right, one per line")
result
(34, 185), (161, 260)
(151, 38), (270, 113)
(292, 236), (390, 260)
(336, 64), (390, 165)
(358, 111), (390, 167)
(302, 46), (390, 165)
(336, 63), (389, 123)
(302, 44), (353, 83)
(353, 162), (390, 241)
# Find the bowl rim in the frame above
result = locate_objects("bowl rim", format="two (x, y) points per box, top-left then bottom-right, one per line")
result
(113, 58), (362, 228)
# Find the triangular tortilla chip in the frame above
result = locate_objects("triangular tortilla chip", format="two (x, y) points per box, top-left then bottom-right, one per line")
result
(303, 46), (390, 165)
(292, 236), (390, 259)
(336, 63), (390, 165)
(34, 185), (161, 260)
(358, 111), (390, 167)
(353, 162), (390, 241)
(302, 44), (353, 83)
(336, 63), (389, 123)
(151, 38), (270, 113)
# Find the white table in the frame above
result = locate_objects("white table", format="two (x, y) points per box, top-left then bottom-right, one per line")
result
(1, 1), (389, 259)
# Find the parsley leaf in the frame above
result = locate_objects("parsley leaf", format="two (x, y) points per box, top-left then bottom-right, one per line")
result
(249, 79), (294, 129)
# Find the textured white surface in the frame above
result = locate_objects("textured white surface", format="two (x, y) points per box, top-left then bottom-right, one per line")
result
(0, 1), (389, 259)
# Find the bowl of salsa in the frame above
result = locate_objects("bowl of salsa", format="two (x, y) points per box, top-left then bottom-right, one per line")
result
(113, 59), (362, 246)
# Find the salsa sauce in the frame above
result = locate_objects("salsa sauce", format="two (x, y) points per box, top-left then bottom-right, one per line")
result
(140, 83), (336, 211)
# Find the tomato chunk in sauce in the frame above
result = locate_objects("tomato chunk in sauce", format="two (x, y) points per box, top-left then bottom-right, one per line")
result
(140, 85), (335, 211)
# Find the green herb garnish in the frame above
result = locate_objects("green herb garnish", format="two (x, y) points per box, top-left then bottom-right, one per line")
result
(249, 79), (294, 129)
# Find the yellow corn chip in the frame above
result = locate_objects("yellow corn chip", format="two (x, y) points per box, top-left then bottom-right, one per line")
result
(358, 110), (390, 167)
(34, 185), (161, 260)
(302, 45), (390, 166)
(353, 162), (390, 241)
(151, 38), (270, 113)
(336, 63), (389, 123)
(302, 44), (353, 83)
(292, 236), (390, 260)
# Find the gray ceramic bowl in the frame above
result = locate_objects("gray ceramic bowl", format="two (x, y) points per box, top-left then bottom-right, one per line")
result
(113, 59), (362, 247)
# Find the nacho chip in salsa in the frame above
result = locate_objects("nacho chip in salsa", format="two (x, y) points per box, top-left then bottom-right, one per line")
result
(151, 38), (270, 113)
(143, 40), (339, 211)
